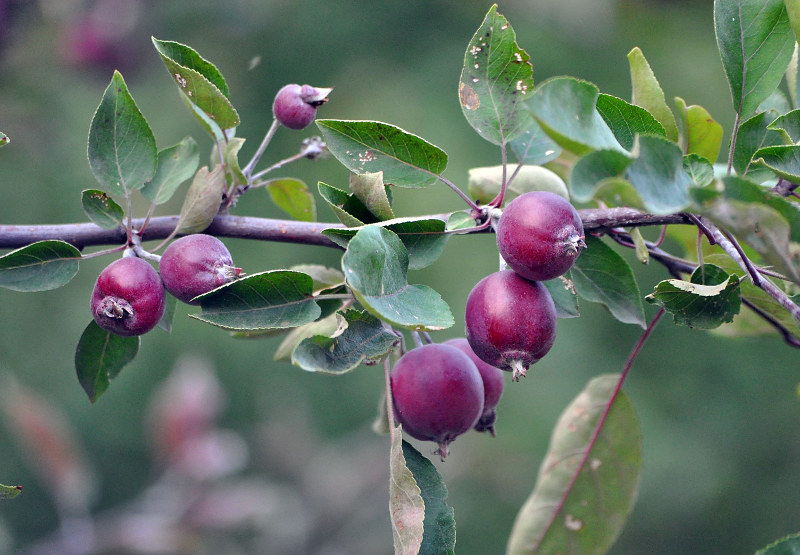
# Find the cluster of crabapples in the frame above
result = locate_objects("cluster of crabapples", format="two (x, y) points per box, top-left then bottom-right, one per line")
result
(391, 191), (585, 459)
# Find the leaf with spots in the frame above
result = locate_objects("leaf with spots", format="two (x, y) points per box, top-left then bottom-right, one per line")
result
(316, 120), (447, 188)
(191, 270), (321, 330)
(458, 4), (535, 145)
(81, 189), (124, 230)
(507, 374), (643, 555)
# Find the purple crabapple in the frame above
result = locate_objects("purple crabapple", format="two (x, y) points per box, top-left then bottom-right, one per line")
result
(272, 84), (332, 130)
(91, 256), (166, 337)
(465, 270), (557, 381)
(390, 343), (485, 460)
(496, 190), (585, 281)
(159, 234), (241, 305)
(444, 337), (505, 436)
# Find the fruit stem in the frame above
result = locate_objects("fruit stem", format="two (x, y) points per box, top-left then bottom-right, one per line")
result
(242, 118), (281, 179)
(383, 356), (396, 445)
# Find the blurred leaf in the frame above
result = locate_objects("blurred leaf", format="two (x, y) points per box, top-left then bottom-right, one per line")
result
(570, 150), (633, 204)
(152, 38), (239, 131)
(0, 240), (81, 292)
(0, 131), (9, 147)
(191, 270), (321, 330)
(81, 189), (124, 230)
(627, 47), (679, 141)
(389, 427), (425, 555)
(318, 181), (378, 227)
(342, 226), (453, 331)
(350, 172), (394, 220)
(530, 77), (624, 156)
(458, 4), (534, 145)
(156, 292), (177, 334)
(753, 145), (800, 181)
(74, 320), (140, 403)
(316, 119), (447, 187)
(646, 264), (742, 329)
(756, 531), (800, 554)
(509, 120), (562, 165)
(767, 109), (800, 143)
(468, 165), (569, 205)
(718, 176), (800, 242)
(175, 164), (226, 234)
(625, 135), (693, 214)
(142, 136), (200, 205)
(274, 312), (345, 361)
(543, 273), (580, 319)
(402, 440), (456, 555)
(572, 236), (646, 327)
(210, 137), (247, 188)
(596, 93), (667, 151)
(88, 71), (157, 197)
(292, 310), (398, 373)
(674, 98), (723, 163)
(684, 154), (715, 187)
(507, 374), (642, 555)
(445, 211), (475, 231)
(629, 227), (649, 264)
(733, 110), (784, 181)
(288, 264), (345, 292)
(0, 484), (22, 499)
(715, 0), (794, 120)
(325, 218), (450, 270)
(266, 178), (316, 222)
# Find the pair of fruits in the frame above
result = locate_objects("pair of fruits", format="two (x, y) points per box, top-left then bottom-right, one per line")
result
(91, 234), (240, 336)
(391, 191), (584, 458)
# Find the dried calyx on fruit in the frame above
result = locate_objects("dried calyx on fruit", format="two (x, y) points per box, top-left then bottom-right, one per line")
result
(496, 190), (585, 281)
(465, 270), (557, 381)
(159, 234), (242, 305)
(91, 256), (166, 337)
(390, 343), (485, 460)
(272, 83), (332, 130)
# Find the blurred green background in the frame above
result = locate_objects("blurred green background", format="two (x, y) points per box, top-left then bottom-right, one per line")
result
(1, 1), (799, 553)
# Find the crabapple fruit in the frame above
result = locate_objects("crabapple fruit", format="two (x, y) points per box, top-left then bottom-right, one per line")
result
(390, 343), (484, 460)
(159, 234), (241, 305)
(272, 84), (331, 130)
(465, 270), (557, 381)
(444, 337), (504, 436)
(91, 256), (166, 337)
(496, 190), (585, 281)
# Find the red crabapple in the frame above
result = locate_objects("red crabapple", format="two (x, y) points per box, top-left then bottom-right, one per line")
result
(159, 234), (241, 305)
(272, 84), (331, 130)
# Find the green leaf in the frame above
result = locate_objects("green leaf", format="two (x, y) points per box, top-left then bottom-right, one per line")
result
(625, 135), (693, 214)
(349, 172), (394, 220)
(468, 164), (569, 205)
(274, 312), (345, 361)
(570, 150), (634, 204)
(316, 120), (447, 187)
(571, 235), (646, 327)
(175, 165), (226, 235)
(292, 310), (398, 373)
(191, 270), (321, 330)
(0, 131), (9, 147)
(753, 145), (800, 181)
(0, 484), (22, 499)
(265, 178), (316, 222)
(684, 154), (715, 187)
(389, 427), (425, 555)
(507, 374), (642, 555)
(756, 531), (800, 554)
(674, 98), (724, 163)
(733, 110), (784, 181)
(152, 38), (239, 132)
(715, 0), (795, 120)
(627, 47), (679, 141)
(530, 77), (624, 156)
(718, 176), (800, 242)
(596, 93), (667, 151)
(646, 264), (742, 329)
(318, 181), (377, 227)
(210, 137), (247, 189)
(141, 136), (200, 205)
(543, 273), (580, 319)
(325, 217), (450, 270)
(288, 264), (345, 292)
(458, 4), (534, 145)
(767, 109), (800, 143)
(74, 320), (140, 403)
(402, 440), (457, 555)
(509, 120), (562, 165)
(445, 211), (476, 231)
(342, 226), (453, 331)
(88, 71), (157, 197)
(81, 189), (124, 230)
(0, 240), (81, 292)
(157, 292), (177, 334)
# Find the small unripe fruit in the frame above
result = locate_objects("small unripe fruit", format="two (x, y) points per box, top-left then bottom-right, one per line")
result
(444, 338), (504, 436)
(390, 343), (484, 460)
(272, 84), (331, 130)
(159, 234), (241, 305)
(465, 270), (557, 381)
(91, 257), (166, 337)
(496, 190), (585, 281)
